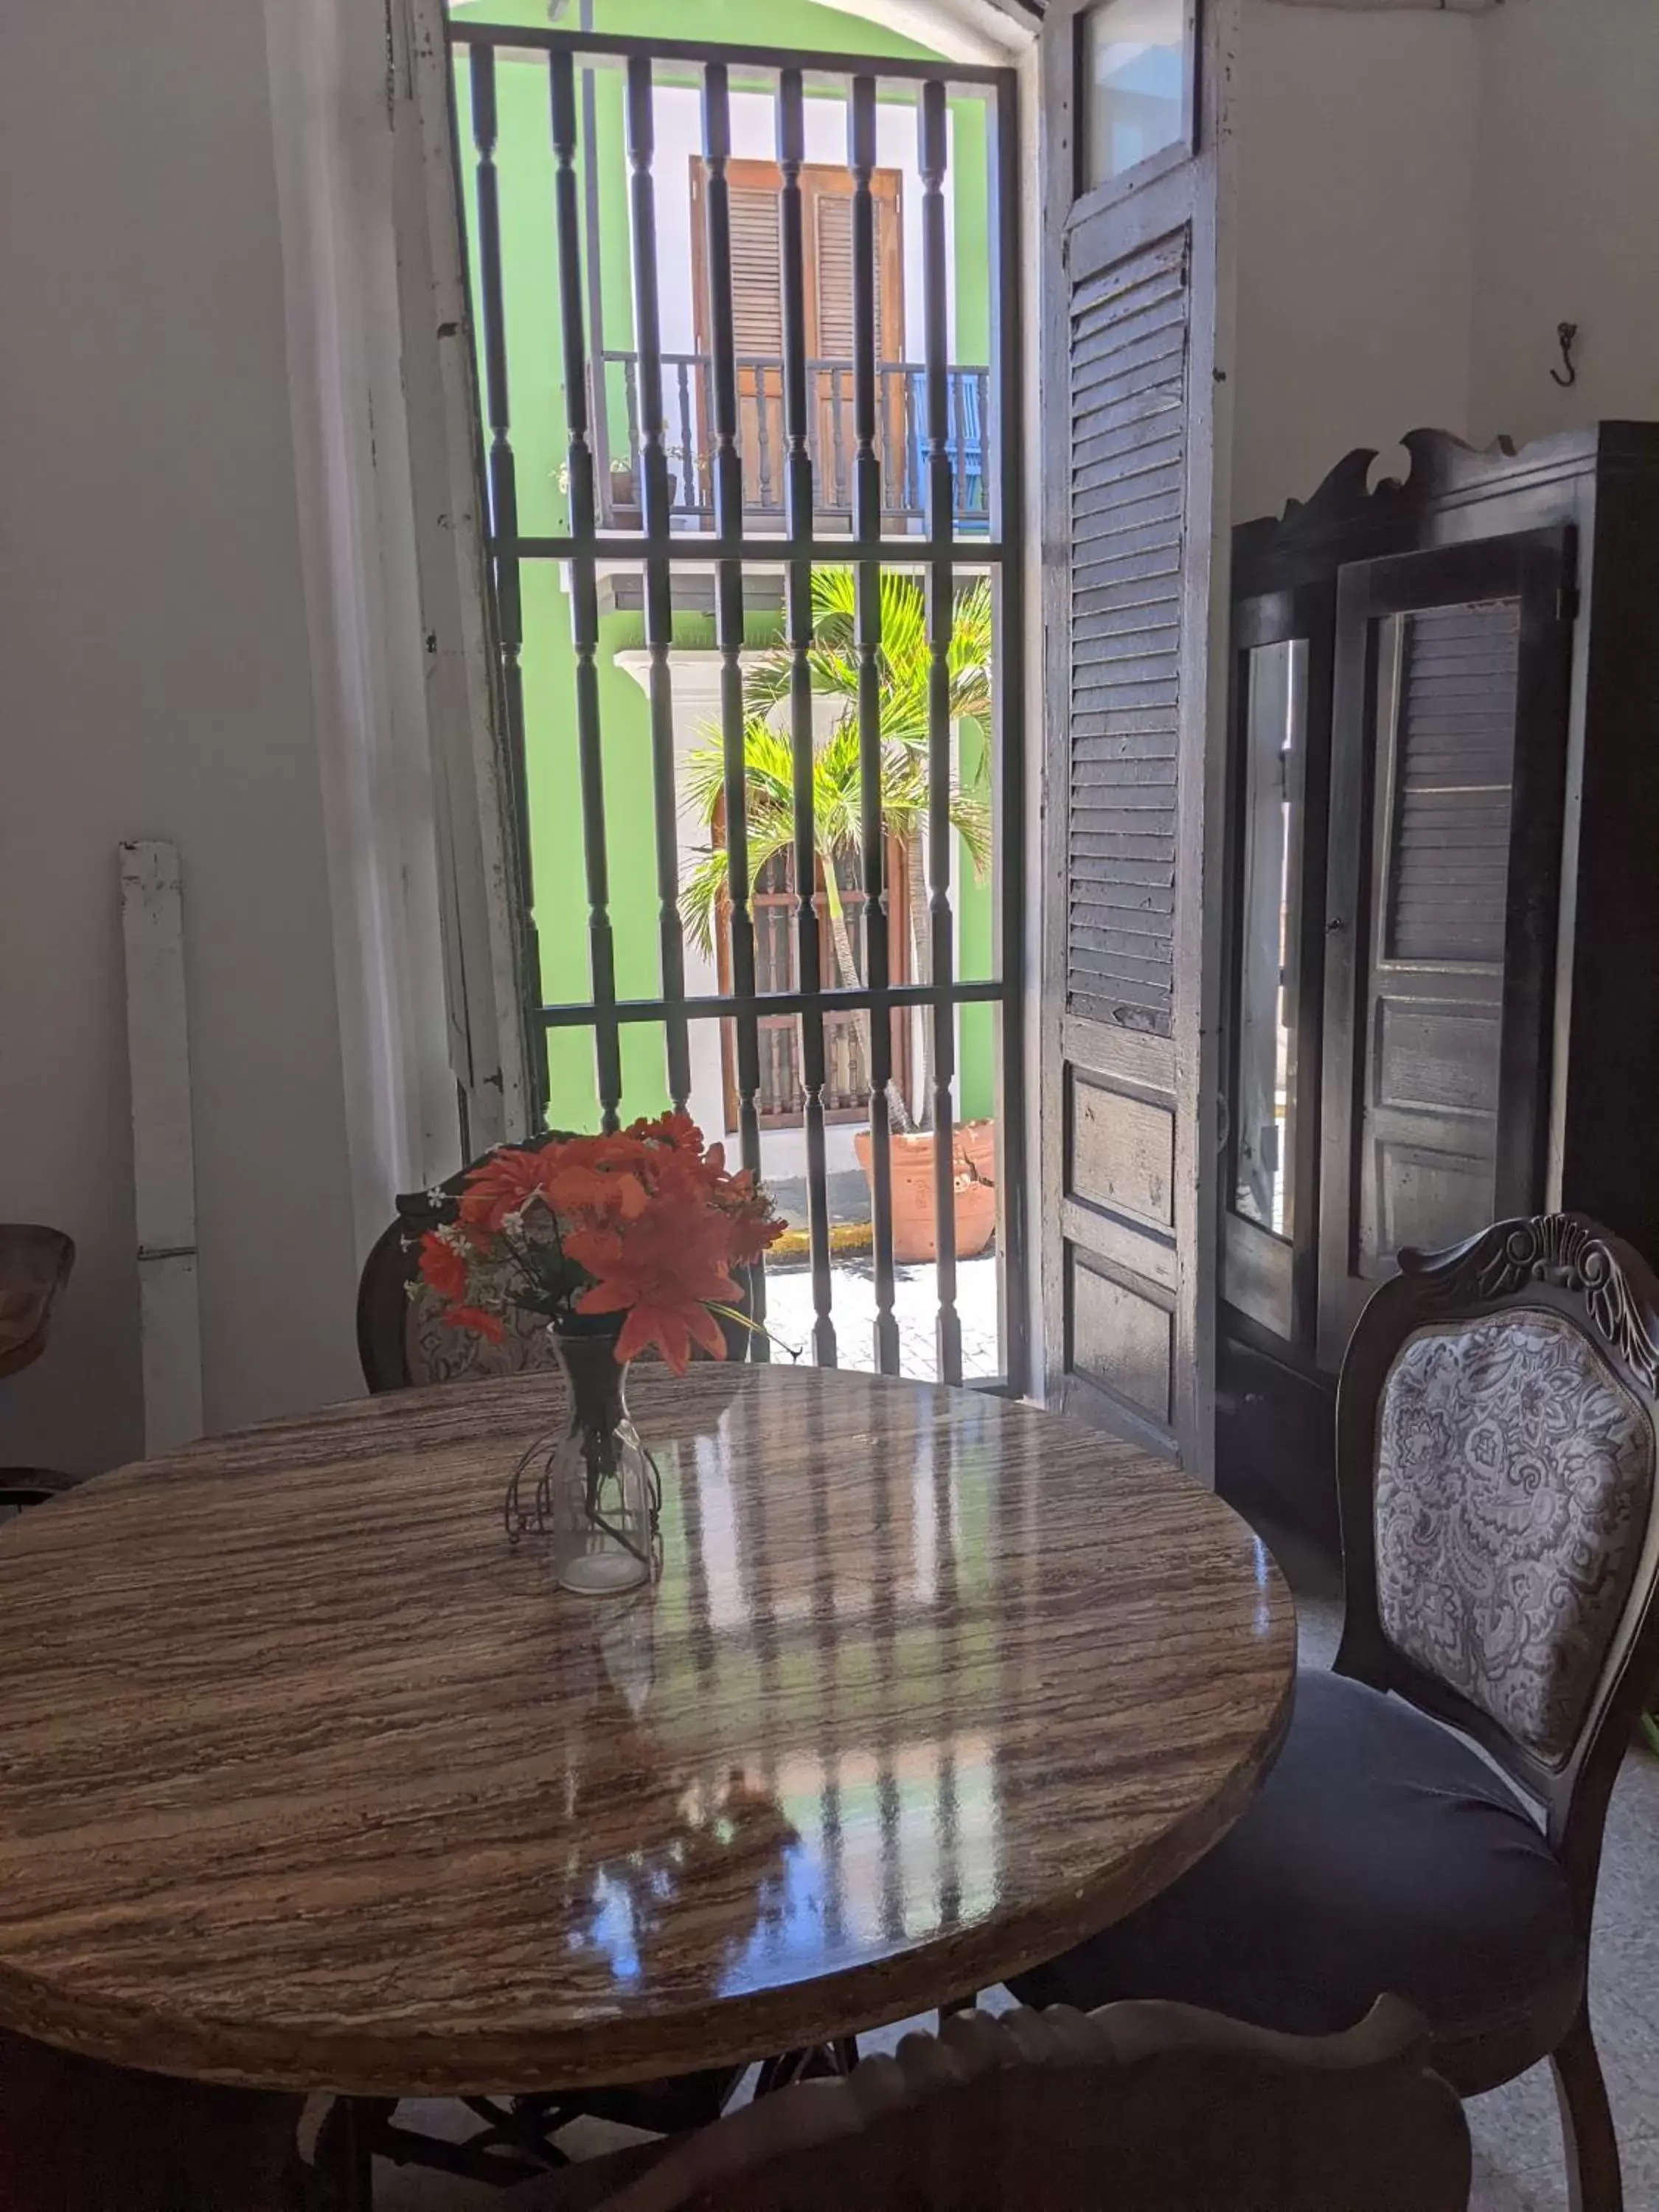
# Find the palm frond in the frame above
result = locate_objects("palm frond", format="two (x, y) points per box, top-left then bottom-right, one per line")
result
(810, 566), (858, 653)
(679, 814), (794, 956)
(679, 728), (731, 827)
(679, 844), (734, 959)
(681, 717), (799, 830)
(740, 646), (793, 717)
(679, 698), (990, 950)
(681, 570), (995, 964)
(946, 577), (994, 727)
(740, 568), (992, 754)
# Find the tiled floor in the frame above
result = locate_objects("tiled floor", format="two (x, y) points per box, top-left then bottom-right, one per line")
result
(761, 1253), (1002, 1381)
(376, 1589), (1659, 2211)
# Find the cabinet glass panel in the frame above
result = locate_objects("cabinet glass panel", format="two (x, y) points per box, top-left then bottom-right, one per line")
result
(1232, 639), (1306, 1241)
(1079, 0), (1190, 189)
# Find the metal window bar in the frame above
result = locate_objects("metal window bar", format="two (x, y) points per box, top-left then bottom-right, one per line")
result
(702, 58), (770, 1358)
(777, 68), (835, 1371)
(546, 49), (622, 1130)
(467, 46), (543, 1119)
(448, 18), (1009, 84)
(580, 56), (614, 514)
(535, 980), (1004, 1026)
(624, 58), (692, 1113)
(674, 360), (696, 510)
(851, 72), (899, 1377)
(506, 528), (1009, 563)
(990, 69), (1029, 1402)
(448, 20), (1026, 1394)
(919, 79), (961, 1387)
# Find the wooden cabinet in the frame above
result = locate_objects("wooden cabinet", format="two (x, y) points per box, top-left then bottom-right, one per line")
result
(1216, 425), (1659, 1557)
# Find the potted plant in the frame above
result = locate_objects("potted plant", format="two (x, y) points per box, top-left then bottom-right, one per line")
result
(679, 567), (996, 1265)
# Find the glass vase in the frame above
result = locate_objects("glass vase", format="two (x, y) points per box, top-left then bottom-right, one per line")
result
(504, 1316), (661, 1595)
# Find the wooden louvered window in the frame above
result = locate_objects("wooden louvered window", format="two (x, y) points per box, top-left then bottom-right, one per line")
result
(689, 159), (905, 515)
(1315, 531), (1573, 1368)
(811, 192), (886, 361)
(694, 162), (899, 355)
(727, 184), (786, 355)
(1350, 591), (1531, 1298)
(1065, 229), (1188, 1038)
(1383, 600), (1520, 967)
(1045, 0), (1222, 1464)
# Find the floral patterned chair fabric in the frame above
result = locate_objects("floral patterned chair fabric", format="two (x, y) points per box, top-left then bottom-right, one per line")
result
(366, 1235), (750, 1391)
(358, 1194), (542, 1394)
(404, 1283), (552, 1388)
(1375, 1308), (1655, 1763)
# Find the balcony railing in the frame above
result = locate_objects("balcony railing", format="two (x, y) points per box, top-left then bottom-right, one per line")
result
(596, 351), (990, 532)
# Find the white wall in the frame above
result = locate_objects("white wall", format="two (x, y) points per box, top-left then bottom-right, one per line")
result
(0, 0), (368, 1472)
(1469, 0), (1659, 448)
(1231, 0), (1659, 526)
(1230, 1), (1481, 524)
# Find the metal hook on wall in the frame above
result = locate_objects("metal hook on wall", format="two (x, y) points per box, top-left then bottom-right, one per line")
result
(1551, 321), (1579, 389)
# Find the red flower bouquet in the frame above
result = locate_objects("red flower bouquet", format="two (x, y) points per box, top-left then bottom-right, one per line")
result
(414, 1115), (785, 1375)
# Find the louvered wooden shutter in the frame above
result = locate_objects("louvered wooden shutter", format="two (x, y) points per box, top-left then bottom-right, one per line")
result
(728, 187), (784, 355)
(1385, 599), (1520, 964)
(1317, 534), (1573, 1367)
(1042, 0), (1231, 1475)
(812, 192), (882, 361)
(1066, 231), (1189, 1038)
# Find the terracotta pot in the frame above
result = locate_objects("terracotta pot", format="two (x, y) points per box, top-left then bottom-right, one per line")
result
(854, 1121), (998, 1265)
(958, 1119), (998, 1185)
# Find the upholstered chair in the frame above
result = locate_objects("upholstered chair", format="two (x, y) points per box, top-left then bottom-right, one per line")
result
(1008, 1214), (1659, 2212)
(356, 1144), (572, 1393)
(356, 1144), (754, 1394)
(0, 1225), (79, 1511)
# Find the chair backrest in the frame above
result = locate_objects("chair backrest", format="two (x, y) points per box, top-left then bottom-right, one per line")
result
(1334, 1212), (1659, 1901)
(597, 1996), (1469, 2212)
(0, 1228), (74, 1383)
(355, 1140), (568, 1394)
(355, 1141), (754, 1391)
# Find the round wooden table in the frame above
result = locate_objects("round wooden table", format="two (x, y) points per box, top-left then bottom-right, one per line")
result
(0, 1366), (1293, 2096)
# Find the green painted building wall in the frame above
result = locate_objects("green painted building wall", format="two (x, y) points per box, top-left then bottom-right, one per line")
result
(453, 0), (997, 1135)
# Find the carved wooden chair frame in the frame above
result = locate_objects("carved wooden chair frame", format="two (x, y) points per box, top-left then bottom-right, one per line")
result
(1330, 1211), (1659, 2196)
(591, 1994), (1470, 2212)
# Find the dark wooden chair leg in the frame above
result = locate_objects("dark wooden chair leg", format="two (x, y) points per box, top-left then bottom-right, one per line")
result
(1551, 2000), (1623, 2212)
(347, 2098), (378, 2212)
(307, 2097), (377, 2212)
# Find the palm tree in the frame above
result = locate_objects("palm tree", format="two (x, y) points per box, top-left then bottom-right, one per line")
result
(679, 568), (992, 1128)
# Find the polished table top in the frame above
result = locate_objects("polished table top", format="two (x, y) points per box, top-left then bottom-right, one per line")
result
(0, 1366), (1293, 2096)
